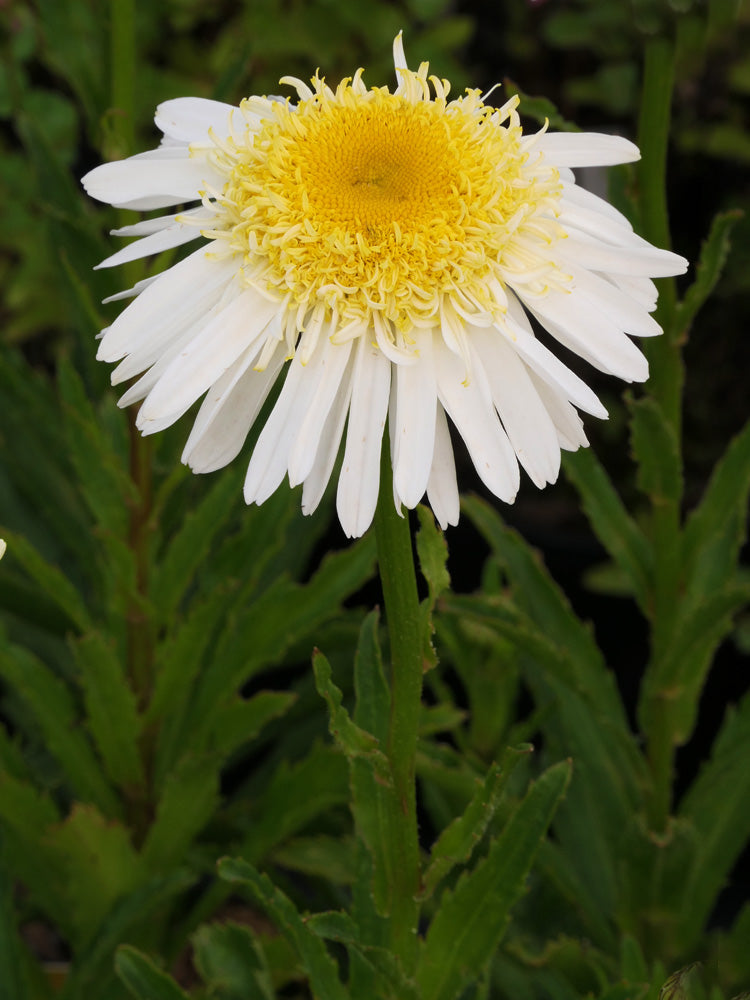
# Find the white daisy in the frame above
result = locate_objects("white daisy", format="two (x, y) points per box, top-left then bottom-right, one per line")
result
(82, 35), (687, 538)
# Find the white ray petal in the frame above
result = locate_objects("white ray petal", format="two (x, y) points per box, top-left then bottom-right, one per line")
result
(434, 338), (519, 502)
(288, 338), (354, 486)
(155, 97), (239, 143)
(138, 289), (279, 426)
(82, 156), (223, 209)
(185, 347), (287, 473)
(110, 207), (209, 238)
(471, 327), (561, 488)
(98, 243), (236, 364)
(244, 334), (333, 505)
(502, 294), (607, 418)
(529, 373), (590, 451)
(556, 234), (687, 279)
(523, 288), (649, 382)
(392, 328), (438, 508)
(96, 216), (210, 269)
(336, 335), (391, 538)
(538, 132), (640, 167)
(301, 368), (354, 516)
(560, 265), (663, 336)
(426, 405), (460, 530)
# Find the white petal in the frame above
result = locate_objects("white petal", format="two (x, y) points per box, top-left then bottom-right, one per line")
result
(471, 327), (561, 488)
(529, 374), (590, 451)
(110, 207), (207, 238)
(560, 180), (634, 229)
(336, 334), (391, 538)
(502, 294), (607, 418)
(434, 338), (519, 503)
(82, 154), (223, 209)
(558, 265), (663, 337)
(96, 216), (210, 269)
(185, 346), (287, 473)
(519, 286), (649, 382)
(244, 333), (334, 505)
(557, 233), (687, 279)
(288, 338), (354, 486)
(155, 97), (239, 143)
(301, 371), (354, 517)
(538, 132), (640, 168)
(392, 328), (438, 508)
(103, 275), (159, 303)
(98, 243), (236, 364)
(426, 405), (460, 530)
(137, 289), (280, 426)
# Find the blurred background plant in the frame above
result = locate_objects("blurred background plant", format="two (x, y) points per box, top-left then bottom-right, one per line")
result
(0, 1), (748, 999)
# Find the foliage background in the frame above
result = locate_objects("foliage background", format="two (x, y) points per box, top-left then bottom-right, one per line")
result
(0, 1), (749, 998)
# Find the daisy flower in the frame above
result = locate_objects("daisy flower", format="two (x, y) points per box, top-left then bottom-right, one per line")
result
(82, 35), (687, 538)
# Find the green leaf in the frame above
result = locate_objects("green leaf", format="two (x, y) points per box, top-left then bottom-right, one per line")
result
(192, 922), (274, 1000)
(0, 642), (119, 816)
(0, 835), (32, 1000)
(313, 651), (389, 768)
(270, 835), (356, 885)
(420, 750), (527, 900)
(56, 358), (135, 538)
(417, 761), (571, 1000)
(240, 745), (349, 863)
(563, 448), (653, 612)
(347, 613), (394, 916)
(218, 859), (350, 1000)
(48, 804), (144, 950)
(676, 688), (750, 949)
(208, 690), (297, 758)
(0, 530), (92, 633)
(151, 469), (242, 621)
(73, 631), (144, 789)
(674, 210), (743, 335)
(140, 754), (219, 874)
(416, 505), (450, 606)
(682, 420), (750, 600)
(630, 397), (682, 508)
(115, 945), (188, 1000)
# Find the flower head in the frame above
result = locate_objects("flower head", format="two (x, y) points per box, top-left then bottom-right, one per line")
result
(82, 35), (686, 537)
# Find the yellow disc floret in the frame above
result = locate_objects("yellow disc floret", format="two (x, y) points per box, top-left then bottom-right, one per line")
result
(199, 60), (565, 358)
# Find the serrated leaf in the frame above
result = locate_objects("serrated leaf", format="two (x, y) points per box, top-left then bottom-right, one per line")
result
(420, 750), (526, 900)
(72, 631), (144, 789)
(417, 761), (571, 1000)
(675, 210), (743, 335)
(241, 745), (349, 863)
(630, 397), (682, 508)
(270, 835), (356, 885)
(115, 945), (188, 1000)
(208, 690), (297, 758)
(306, 910), (420, 1000)
(192, 922), (274, 1000)
(218, 859), (350, 1000)
(682, 420), (750, 600)
(563, 448), (653, 612)
(676, 688), (750, 949)
(184, 537), (376, 752)
(0, 836), (33, 1000)
(641, 582), (750, 743)
(48, 804), (143, 950)
(151, 469), (242, 621)
(56, 358), (135, 537)
(62, 870), (193, 999)
(313, 651), (388, 768)
(0, 530), (91, 632)
(140, 753), (219, 874)
(416, 505), (450, 606)
(0, 642), (119, 816)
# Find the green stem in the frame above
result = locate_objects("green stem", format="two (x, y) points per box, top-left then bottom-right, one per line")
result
(374, 440), (423, 974)
(636, 33), (681, 435)
(636, 34), (682, 833)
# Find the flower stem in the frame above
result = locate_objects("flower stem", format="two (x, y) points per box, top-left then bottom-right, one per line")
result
(110, 0), (136, 157)
(636, 33), (682, 833)
(374, 440), (422, 974)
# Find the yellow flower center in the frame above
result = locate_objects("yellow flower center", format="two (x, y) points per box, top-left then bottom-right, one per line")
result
(201, 64), (565, 354)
